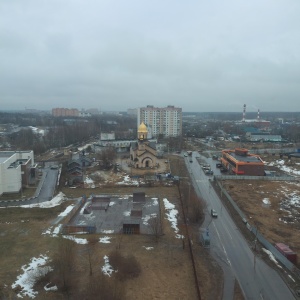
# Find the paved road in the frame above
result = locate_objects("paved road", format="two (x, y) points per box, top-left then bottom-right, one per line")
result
(185, 152), (295, 300)
(0, 166), (59, 207)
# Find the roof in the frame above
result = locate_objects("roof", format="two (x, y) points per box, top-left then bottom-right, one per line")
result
(228, 152), (262, 163)
(138, 122), (148, 133)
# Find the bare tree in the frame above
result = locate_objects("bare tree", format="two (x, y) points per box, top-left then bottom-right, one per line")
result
(188, 192), (203, 223)
(148, 216), (163, 242)
(84, 236), (99, 276)
(109, 250), (142, 282)
(52, 236), (76, 293)
(97, 146), (116, 169)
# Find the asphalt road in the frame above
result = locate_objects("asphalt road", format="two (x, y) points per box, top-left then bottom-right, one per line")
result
(186, 152), (295, 300)
(0, 166), (59, 207)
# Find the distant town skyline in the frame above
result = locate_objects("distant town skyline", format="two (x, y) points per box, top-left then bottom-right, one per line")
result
(1, 0), (300, 112)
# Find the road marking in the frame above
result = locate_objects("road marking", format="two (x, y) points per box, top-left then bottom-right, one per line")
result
(213, 222), (231, 266)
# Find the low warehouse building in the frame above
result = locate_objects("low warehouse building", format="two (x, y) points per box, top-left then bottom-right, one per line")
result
(220, 148), (264, 176)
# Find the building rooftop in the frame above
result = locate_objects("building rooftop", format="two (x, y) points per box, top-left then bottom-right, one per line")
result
(229, 152), (262, 163)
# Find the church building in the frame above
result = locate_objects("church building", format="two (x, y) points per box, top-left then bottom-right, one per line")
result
(130, 122), (158, 168)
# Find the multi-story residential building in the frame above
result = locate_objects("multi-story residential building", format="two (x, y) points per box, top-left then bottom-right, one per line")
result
(0, 151), (35, 196)
(137, 105), (182, 137)
(52, 108), (79, 117)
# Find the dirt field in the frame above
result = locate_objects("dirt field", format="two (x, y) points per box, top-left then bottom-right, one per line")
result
(5, 148), (299, 299)
(221, 179), (300, 256)
(0, 155), (226, 300)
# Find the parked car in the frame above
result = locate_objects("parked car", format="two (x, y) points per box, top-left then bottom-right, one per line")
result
(220, 167), (228, 173)
(211, 209), (218, 218)
(205, 169), (214, 175)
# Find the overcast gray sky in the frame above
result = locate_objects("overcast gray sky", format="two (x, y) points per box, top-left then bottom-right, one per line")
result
(1, 0), (299, 112)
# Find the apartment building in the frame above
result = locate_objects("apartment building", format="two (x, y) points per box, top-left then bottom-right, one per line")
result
(52, 108), (79, 117)
(137, 105), (182, 137)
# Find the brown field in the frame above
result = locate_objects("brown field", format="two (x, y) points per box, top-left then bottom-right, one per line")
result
(221, 179), (300, 256)
(4, 149), (299, 299)
(0, 155), (225, 300)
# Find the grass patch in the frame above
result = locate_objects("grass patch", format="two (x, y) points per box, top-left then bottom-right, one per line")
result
(0, 187), (37, 201)
(0, 201), (73, 295)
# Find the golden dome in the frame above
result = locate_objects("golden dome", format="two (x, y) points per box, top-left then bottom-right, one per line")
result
(138, 122), (148, 133)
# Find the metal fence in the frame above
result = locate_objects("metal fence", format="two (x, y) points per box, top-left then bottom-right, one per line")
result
(248, 148), (296, 155)
(215, 180), (300, 276)
(215, 175), (298, 181)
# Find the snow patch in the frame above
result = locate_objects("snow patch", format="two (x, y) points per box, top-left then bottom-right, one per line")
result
(99, 236), (111, 243)
(12, 255), (52, 298)
(163, 198), (183, 239)
(101, 255), (115, 277)
(21, 192), (67, 208)
(143, 246), (154, 250)
(62, 235), (88, 244)
(262, 248), (282, 269)
(58, 205), (74, 217)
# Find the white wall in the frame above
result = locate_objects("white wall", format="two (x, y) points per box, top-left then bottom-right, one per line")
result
(0, 151), (34, 195)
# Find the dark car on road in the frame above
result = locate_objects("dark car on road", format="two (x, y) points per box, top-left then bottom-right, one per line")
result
(211, 209), (218, 218)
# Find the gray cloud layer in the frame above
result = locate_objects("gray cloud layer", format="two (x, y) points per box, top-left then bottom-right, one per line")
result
(1, 0), (300, 112)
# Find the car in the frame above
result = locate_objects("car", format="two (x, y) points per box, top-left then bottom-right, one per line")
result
(220, 167), (228, 173)
(206, 170), (213, 175)
(216, 163), (222, 168)
(184, 154), (188, 157)
(211, 209), (218, 218)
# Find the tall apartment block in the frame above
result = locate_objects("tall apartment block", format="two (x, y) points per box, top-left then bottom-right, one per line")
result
(137, 105), (182, 137)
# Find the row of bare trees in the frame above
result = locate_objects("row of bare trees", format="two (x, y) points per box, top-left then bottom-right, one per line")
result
(42, 236), (142, 299)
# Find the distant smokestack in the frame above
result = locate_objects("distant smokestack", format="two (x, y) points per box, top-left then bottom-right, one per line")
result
(242, 104), (246, 122)
(257, 109), (260, 121)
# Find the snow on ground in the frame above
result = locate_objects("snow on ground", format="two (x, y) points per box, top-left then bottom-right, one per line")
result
(44, 283), (58, 291)
(99, 236), (111, 243)
(262, 248), (282, 269)
(80, 201), (90, 214)
(151, 198), (159, 206)
(116, 175), (140, 186)
(268, 159), (300, 176)
(163, 198), (184, 239)
(142, 213), (157, 225)
(262, 198), (271, 205)
(84, 176), (95, 188)
(143, 246), (154, 250)
(58, 205), (74, 217)
(42, 225), (61, 236)
(21, 192), (67, 208)
(101, 255), (115, 277)
(78, 143), (92, 151)
(12, 255), (52, 299)
(42, 227), (52, 235)
(101, 230), (114, 234)
(278, 182), (300, 223)
(144, 198), (159, 208)
(62, 235), (88, 244)
(52, 224), (62, 236)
